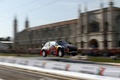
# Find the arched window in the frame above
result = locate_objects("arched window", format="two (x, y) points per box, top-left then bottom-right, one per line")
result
(89, 39), (99, 48)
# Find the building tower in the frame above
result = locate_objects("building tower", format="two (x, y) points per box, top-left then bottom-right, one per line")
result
(109, 0), (114, 31)
(13, 15), (18, 49)
(109, 0), (115, 48)
(25, 16), (29, 29)
(76, 4), (81, 49)
(84, 2), (89, 49)
(100, 0), (107, 49)
(100, 0), (104, 32)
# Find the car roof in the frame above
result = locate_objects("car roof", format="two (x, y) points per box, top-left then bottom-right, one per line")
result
(48, 41), (64, 43)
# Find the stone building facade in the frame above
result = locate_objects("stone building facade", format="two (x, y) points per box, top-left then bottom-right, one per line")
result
(14, 19), (77, 50)
(14, 0), (120, 50)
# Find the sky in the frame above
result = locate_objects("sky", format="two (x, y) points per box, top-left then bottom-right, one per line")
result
(0, 0), (120, 38)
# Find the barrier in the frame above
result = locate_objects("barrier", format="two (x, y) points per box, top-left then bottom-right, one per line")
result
(67, 63), (98, 74)
(29, 60), (46, 68)
(0, 62), (120, 80)
(15, 59), (28, 65)
(103, 68), (120, 78)
(45, 62), (67, 70)
(6, 59), (16, 63)
(0, 57), (120, 79)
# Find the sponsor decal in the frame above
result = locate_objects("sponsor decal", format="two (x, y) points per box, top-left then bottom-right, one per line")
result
(79, 66), (97, 74)
(0, 58), (6, 62)
(66, 64), (71, 71)
(33, 63), (43, 67)
(18, 60), (29, 65)
(97, 67), (106, 76)
(7, 59), (16, 63)
(52, 63), (66, 70)
(42, 62), (46, 68)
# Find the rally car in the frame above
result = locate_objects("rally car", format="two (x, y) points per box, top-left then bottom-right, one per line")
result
(40, 41), (78, 57)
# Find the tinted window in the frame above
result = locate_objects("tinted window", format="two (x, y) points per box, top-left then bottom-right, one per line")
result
(50, 42), (58, 46)
(56, 41), (69, 46)
(44, 42), (50, 47)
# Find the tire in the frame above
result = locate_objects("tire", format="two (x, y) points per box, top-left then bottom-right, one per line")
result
(42, 50), (47, 57)
(71, 53), (77, 56)
(58, 49), (64, 57)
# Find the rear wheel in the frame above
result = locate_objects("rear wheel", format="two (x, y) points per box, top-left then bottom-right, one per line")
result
(58, 49), (64, 57)
(42, 50), (47, 57)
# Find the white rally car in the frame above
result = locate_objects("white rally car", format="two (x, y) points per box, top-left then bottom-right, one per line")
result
(40, 41), (78, 57)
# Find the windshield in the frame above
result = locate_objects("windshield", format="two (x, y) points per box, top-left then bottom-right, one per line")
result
(56, 41), (69, 46)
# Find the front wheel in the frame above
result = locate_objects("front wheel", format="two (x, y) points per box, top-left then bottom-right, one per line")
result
(42, 50), (47, 57)
(58, 49), (64, 57)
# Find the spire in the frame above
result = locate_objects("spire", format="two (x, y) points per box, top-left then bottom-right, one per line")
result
(25, 16), (29, 29)
(108, 0), (114, 31)
(78, 4), (82, 18)
(100, 0), (104, 8)
(14, 15), (17, 28)
(13, 15), (18, 50)
(14, 15), (17, 27)
(109, 0), (113, 3)
(109, 0), (114, 6)
(84, 2), (88, 12)
(78, 4), (81, 14)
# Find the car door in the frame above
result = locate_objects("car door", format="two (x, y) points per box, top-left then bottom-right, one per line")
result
(42, 42), (50, 50)
(49, 42), (57, 54)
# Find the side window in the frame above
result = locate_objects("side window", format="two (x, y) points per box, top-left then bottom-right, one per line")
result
(44, 43), (48, 47)
(44, 42), (50, 47)
(55, 43), (58, 46)
(50, 42), (58, 47)
(50, 42), (55, 47)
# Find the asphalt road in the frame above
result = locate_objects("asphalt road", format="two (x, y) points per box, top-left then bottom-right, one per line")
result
(0, 65), (81, 80)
